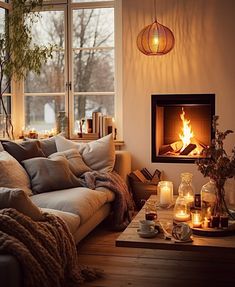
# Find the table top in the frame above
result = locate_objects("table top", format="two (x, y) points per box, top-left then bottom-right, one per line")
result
(116, 195), (235, 253)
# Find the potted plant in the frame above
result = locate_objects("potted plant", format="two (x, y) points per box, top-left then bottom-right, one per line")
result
(196, 116), (235, 219)
(0, 0), (53, 139)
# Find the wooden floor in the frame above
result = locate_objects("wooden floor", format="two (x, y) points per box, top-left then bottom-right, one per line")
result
(77, 224), (235, 287)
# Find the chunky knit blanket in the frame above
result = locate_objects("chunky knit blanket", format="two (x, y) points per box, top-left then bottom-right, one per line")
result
(80, 171), (135, 231)
(0, 208), (103, 287)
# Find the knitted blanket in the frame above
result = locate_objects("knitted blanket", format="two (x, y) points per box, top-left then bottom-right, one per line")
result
(0, 208), (103, 287)
(80, 171), (135, 230)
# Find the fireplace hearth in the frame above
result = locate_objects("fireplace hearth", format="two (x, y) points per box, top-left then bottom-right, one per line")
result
(151, 94), (215, 163)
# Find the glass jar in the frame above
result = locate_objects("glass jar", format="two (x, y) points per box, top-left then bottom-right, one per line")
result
(173, 190), (190, 222)
(201, 179), (217, 219)
(178, 172), (195, 208)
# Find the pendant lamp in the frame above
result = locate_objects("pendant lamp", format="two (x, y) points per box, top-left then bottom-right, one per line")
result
(137, 0), (175, 56)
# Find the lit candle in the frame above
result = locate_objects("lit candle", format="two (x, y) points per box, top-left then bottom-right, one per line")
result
(174, 210), (190, 222)
(191, 211), (202, 228)
(203, 217), (209, 229)
(185, 192), (194, 204)
(160, 186), (172, 206)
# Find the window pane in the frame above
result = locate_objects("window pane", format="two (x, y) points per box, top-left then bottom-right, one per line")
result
(74, 94), (114, 121)
(73, 0), (111, 2)
(0, 96), (11, 138)
(25, 51), (65, 93)
(30, 10), (65, 47)
(73, 8), (114, 48)
(25, 96), (65, 132)
(0, 8), (5, 33)
(73, 49), (114, 92)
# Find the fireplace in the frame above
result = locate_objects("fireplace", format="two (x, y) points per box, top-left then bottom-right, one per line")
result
(151, 94), (215, 163)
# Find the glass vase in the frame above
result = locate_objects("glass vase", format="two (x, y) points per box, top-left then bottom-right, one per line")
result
(178, 172), (195, 208)
(201, 179), (217, 219)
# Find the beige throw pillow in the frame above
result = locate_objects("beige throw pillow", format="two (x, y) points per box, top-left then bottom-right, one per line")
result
(0, 188), (43, 221)
(0, 151), (32, 195)
(22, 156), (82, 194)
(49, 149), (91, 176)
(55, 134), (115, 172)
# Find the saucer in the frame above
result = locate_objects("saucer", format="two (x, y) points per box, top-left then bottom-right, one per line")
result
(137, 229), (159, 238)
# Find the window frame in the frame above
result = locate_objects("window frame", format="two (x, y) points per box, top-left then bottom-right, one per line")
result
(11, 0), (123, 140)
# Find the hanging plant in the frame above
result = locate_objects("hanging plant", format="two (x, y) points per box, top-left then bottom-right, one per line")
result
(196, 116), (235, 217)
(0, 0), (53, 139)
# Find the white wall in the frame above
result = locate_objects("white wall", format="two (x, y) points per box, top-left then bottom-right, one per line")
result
(122, 0), (235, 193)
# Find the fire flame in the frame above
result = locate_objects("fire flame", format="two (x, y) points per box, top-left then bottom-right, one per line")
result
(179, 108), (194, 151)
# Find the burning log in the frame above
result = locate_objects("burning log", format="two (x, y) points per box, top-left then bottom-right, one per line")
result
(159, 145), (174, 155)
(180, 143), (197, 155)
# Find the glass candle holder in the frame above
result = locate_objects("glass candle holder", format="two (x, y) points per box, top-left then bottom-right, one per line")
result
(191, 210), (202, 228)
(158, 181), (173, 207)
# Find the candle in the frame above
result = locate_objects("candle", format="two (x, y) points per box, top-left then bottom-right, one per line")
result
(191, 211), (202, 228)
(185, 192), (194, 204)
(158, 181), (173, 207)
(174, 210), (190, 222)
(160, 186), (171, 205)
(203, 217), (209, 229)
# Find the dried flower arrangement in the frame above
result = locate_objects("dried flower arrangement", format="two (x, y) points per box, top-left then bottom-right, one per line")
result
(196, 116), (235, 218)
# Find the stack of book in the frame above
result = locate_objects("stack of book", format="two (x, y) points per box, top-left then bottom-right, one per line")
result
(128, 168), (162, 210)
(92, 112), (114, 138)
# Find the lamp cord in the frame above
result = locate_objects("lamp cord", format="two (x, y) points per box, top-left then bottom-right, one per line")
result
(154, 0), (157, 21)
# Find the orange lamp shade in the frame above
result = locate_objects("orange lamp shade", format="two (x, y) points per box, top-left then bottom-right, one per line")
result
(137, 20), (175, 56)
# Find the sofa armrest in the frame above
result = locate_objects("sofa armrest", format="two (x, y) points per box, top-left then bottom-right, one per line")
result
(0, 255), (21, 287)
(114, 150), (131, 183)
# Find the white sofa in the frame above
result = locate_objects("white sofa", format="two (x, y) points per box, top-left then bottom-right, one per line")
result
(0, 149), (131, 287)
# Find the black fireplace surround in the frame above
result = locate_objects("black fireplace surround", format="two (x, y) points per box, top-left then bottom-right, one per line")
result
(151, 94), (215, 163)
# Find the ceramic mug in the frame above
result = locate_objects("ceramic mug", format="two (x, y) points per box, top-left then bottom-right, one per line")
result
(139, 220), (155, 233)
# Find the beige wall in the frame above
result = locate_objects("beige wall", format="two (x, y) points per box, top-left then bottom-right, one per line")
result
(122, 0), (235, 193)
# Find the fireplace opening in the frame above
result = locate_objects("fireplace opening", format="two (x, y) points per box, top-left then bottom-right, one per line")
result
(151, 94), (215, 163)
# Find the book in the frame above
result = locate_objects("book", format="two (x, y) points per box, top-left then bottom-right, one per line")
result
(92, 112), (102, 136)
(141, 168), (153, 180)
(129, 170), (148, 183)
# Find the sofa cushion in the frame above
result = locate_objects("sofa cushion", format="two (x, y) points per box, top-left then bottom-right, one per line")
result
(22, 157), (82, 194)
(41, 208), (80, 235)
(55, 134), (115, 172)
(1, 140), (46, 162)
(49, 149), (92, 176)
(39, 137), (57, 157)
(31, 186), (114, 224)
(0, 187), (43, 221)
(0, 151), (32, 195)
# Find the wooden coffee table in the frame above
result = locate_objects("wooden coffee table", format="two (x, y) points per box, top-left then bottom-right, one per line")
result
(116, 195), (235, 253)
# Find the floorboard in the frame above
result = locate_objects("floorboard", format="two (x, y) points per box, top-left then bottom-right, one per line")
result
(77, 224), (235, 287)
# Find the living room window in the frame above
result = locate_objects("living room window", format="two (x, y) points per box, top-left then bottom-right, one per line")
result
(17, 0), (122, 139)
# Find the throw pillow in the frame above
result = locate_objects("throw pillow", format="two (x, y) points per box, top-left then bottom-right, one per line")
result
(0, 151), (32, 196)
(49, 149), (92, 176)
(0, 142), (3, 152)
(55, 134), (115, 172)
(22, 157), (82, 194)
(1, 140), (46, 162)
(39, 137), (57, 157)
(0, 187), (42, 221)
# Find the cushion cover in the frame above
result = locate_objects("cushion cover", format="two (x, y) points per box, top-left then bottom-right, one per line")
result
(0, 151), (32, 195)
(0, 187), (42, 221)
(55, 134), (115, 172)
(39, 137), (57, 157)
(49, 149), (92, 176)
(41, 208), (80, 234)
(1, 140), (45, 162)
(31, 186), (114, 224)
(22, 157), (82, 194)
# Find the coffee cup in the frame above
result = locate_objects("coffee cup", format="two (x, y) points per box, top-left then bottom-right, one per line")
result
(139, 220), (155, 233)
